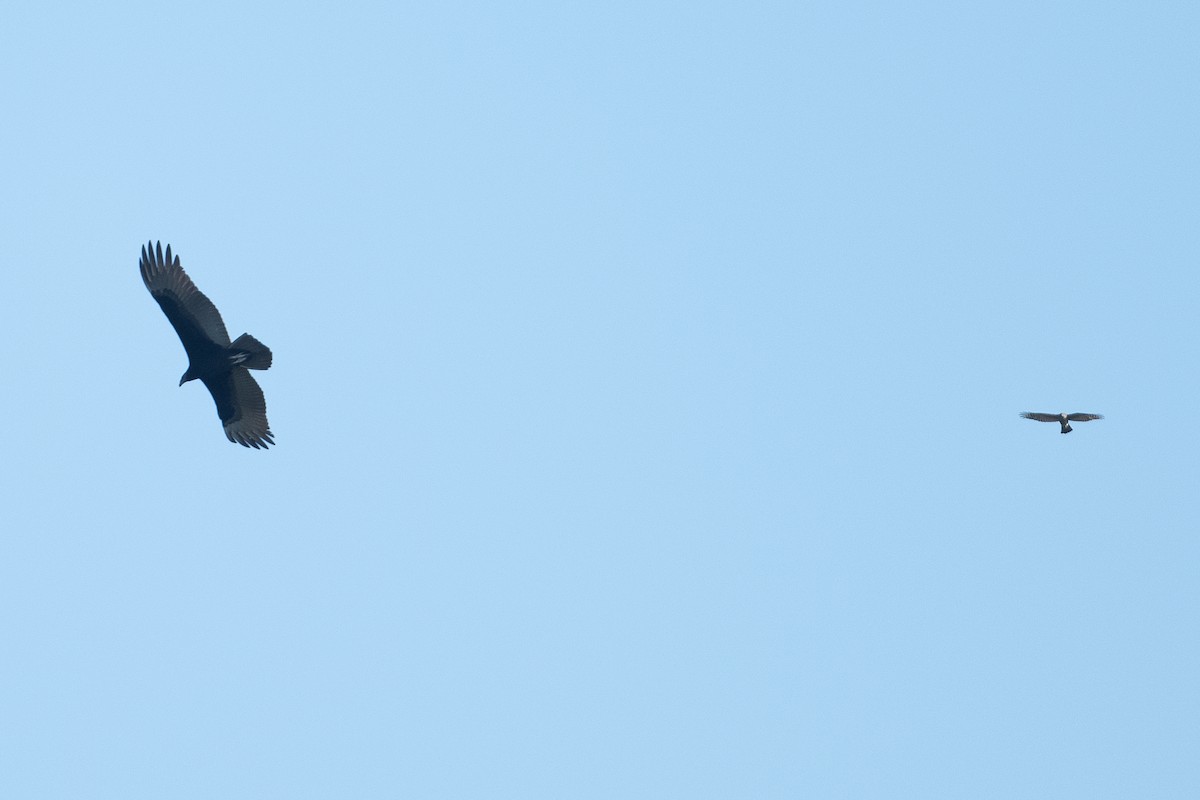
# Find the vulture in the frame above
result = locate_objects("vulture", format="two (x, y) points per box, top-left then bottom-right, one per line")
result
(1020, 412), (1103, 435)
(140, 241), (275, 448)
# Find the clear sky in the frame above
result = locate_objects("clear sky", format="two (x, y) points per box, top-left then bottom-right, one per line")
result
(1, 1), (1197, 797)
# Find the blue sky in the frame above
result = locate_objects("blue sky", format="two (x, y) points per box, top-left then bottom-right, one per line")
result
(1, 1), (1198, 797)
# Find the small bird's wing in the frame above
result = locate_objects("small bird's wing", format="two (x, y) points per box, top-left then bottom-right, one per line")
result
(1066, 413), (1103, 422)
(201, 367), (274, 449)
(140, 240), (232, 351)
(1020, 412), (1060, 422)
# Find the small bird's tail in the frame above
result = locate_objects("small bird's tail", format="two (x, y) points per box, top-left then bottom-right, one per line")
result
(1061, 423), (1072, 434)
(230, 333), (273, 370)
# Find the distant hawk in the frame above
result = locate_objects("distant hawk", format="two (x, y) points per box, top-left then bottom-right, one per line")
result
(1020, 412), (1103, 434)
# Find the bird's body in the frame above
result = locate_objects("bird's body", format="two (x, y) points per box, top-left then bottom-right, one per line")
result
(1020, 411), (1103, 434)
(140, 241), (275, 448)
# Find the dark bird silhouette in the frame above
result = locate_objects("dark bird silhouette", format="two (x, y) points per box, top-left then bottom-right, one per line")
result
(1020, 412), (1103, 434)
(140, 241), (275, 448)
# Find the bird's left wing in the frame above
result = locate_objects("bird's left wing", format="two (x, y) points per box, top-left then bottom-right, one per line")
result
(1066, 413), (1103, 422)
(140, 241), (233, 348)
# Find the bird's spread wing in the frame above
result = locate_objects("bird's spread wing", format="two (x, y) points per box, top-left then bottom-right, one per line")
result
(1066, 413), (1103, 422)
(202, 367), (274, 449)
(140, 241), (232, 350)
(1020, 412), (1060, 422)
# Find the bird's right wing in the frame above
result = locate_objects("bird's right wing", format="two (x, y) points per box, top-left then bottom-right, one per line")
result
(1020, 412), (1059, 422)
(208, 367), (274, 449)
(140, 241), (232, 350)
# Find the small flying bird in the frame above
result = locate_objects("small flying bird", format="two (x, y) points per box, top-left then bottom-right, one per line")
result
(140, 241), (275, 448)
(1020, 412), (1103, 434)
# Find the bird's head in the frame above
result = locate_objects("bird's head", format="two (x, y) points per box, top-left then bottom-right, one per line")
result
(179, 368), (196, 386)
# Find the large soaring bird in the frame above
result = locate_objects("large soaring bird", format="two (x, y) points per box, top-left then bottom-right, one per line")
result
(1020, 412), (1103, 434)
(140, 241), (275, 449)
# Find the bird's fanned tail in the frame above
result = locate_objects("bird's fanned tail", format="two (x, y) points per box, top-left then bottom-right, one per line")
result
(230, 333), (273, 370)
